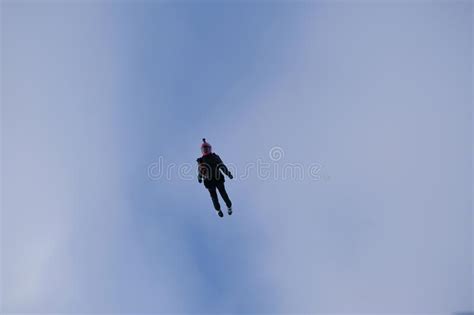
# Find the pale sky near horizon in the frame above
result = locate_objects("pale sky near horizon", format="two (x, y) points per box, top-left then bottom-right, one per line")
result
(2, 1), (472, 313)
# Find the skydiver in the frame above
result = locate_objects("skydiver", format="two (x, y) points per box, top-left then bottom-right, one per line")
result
(196, 138), (233, 218)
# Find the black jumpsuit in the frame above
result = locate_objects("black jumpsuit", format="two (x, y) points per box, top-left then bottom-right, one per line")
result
(197, 153), (232, 211)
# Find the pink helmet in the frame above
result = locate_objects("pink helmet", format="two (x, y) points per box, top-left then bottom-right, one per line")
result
(201, 138), (212, 155)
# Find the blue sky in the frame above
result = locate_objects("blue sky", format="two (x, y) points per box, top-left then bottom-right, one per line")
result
(2, 1), (472, 313)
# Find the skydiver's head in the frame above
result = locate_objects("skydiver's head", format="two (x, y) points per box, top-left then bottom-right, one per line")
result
(201, 138), (212, 156)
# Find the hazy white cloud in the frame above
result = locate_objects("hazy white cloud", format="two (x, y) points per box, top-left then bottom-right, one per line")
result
(2, 1), (471, 314)
(1, 3), (204, 312)
(226, 2), (472, 313)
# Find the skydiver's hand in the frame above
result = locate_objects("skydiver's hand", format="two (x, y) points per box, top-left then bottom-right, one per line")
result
(198, 178), (202, 183)
(228, 173), (233, 179)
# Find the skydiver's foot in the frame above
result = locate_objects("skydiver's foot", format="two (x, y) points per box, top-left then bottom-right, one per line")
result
(227, 207), (232, 215)
(217, 210), (224, 218)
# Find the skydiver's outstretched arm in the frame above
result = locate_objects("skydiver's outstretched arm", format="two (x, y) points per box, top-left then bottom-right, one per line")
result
(215, 155), (233, 179)
(196, 158), (203, 183)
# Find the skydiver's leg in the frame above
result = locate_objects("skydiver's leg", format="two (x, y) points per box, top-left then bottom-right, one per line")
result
(208, 186), (221, 211)
(217, 182), (232, 209)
